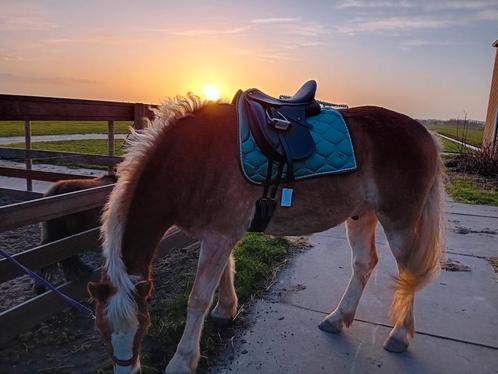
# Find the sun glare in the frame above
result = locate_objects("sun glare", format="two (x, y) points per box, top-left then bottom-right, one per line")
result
(203, 84), (220, 101)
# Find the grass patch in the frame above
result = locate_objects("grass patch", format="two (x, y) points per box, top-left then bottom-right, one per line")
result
(428, 124), (483, 147)
(0, 121), (131, 137)
(446, 173), (498, 206)
(232, 233), (289, 301)
(144, 233), (293, 372)
(440, 138), (461, 153)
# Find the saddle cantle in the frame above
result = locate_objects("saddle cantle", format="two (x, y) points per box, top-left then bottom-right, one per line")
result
(235, 80), (323, 231)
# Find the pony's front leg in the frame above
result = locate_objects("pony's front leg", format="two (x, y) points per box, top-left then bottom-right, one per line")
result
(210, 254), (238, 324)
(319, 210), (378, 333)
(165, 234), (237, 374)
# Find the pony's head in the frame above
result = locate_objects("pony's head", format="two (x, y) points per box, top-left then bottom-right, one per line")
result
(87, 278), (153, 373)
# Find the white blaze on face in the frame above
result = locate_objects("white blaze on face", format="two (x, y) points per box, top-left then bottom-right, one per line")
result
(112, 325), (139, 373)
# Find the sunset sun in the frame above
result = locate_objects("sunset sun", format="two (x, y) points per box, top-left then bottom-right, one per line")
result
(203, 84), (220, 101)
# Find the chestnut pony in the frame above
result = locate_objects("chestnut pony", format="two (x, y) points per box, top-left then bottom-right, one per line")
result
(87, 95), (445, 373)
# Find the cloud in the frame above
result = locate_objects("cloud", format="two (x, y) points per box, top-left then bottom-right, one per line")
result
(336, 0), (413, 9)
(281, 23), (331, 37)
(423, 0), (498, 11)
(250, 17), (299, 24)
(228, 48), (300, 63)
(401, 39), (468, 47)
(336, 0), (498, 11)
(42, 34), (141, 45)
(0, 73), (101, 85)
(338, 16), (462, 34)
(476, 8), (498, 21)
(0, 53), (23, 62)
(145, 18), (328, 40)
(399, 39), (470, 51)
(0, 15), (57, 31)
(145, 26), (250, 37)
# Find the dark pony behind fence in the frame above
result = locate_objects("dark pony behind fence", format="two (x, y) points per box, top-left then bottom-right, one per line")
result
(86, 95), (445, 373)
(34, 173), (117, 294)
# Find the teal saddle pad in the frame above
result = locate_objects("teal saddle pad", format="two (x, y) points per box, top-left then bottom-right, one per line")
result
(238, 107), (357, 184)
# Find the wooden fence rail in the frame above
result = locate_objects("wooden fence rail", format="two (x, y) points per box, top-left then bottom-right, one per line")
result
(0, 94), (155, 122)
(0, 147), (123, 166)
(0, 228), (100, 284)
(0, 184), (114, 232)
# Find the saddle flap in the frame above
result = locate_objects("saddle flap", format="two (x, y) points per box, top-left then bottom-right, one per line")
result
(238, 91), (316, 162)
(244, 95), (283, 160)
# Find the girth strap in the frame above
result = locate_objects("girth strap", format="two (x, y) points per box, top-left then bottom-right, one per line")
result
(239, 81), (320, 232)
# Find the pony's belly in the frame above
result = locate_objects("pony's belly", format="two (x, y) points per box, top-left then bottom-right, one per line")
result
(265, 211), (349, 236)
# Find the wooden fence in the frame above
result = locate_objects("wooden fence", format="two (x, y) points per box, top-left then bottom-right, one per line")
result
(0, 94), (197, 345)
(0, 93), (156, 188)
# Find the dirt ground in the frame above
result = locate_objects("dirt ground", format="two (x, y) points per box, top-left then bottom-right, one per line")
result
(0, 249), (204, 372)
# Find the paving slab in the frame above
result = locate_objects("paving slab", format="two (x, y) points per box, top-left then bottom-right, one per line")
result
(212, 202), (498, 373)
(276, 233), (498, 348)
(212, 303), (498, 374)
(448, 201), (498, 218)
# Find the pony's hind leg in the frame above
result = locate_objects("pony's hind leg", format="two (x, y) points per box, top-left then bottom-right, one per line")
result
(319, 210), (378, 333)
(381, 227), (417, 353)
(381, 172), (444, 353)
(165, 233), (239, 374)
(210, 254), (238, 324)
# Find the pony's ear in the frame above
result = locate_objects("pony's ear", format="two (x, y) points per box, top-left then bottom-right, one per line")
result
(87, 281), (114, 302)
(135, 280), (153, 299)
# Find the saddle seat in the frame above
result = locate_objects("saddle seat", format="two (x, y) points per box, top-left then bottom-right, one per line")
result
(246, 79), (318, 106)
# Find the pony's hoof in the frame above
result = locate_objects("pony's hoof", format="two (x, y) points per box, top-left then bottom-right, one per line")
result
(383, 336), (408, 353)
(318, 318), (343, 334)
(210, 303), (237, 326)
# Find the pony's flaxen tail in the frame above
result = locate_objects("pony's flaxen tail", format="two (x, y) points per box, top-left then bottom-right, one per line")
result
(389, 146), (446, 335)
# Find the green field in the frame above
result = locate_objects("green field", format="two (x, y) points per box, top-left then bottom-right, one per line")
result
(446, 173), (498, 206)
(0, 120), (132, 137)
(428, 124), (483, 147)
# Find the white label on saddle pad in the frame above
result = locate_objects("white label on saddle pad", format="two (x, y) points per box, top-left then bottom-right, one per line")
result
(281, 188), (293, 207)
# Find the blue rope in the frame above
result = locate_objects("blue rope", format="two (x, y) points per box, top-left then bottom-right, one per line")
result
(0, 248), (96, 320)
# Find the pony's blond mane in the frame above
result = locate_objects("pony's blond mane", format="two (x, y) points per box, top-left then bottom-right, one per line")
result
(100, 94), (204, 328)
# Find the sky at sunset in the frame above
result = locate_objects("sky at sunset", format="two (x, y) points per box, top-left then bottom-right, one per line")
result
(1, 0), (498, 120)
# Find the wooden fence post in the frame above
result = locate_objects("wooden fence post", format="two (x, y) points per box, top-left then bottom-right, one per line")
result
(134, 103), (144, 130)
(24, 120), (32, 191)
(107, 120), (115, 156)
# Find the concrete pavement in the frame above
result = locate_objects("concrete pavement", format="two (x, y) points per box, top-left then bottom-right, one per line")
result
(212, 202), (498, 374)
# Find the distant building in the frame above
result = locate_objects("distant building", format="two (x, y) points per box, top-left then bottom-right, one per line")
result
(483, 39), (498, 152)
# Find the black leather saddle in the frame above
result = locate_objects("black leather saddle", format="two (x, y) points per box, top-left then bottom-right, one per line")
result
(239, 80), (321, 181)
(235, 80), (322, 231)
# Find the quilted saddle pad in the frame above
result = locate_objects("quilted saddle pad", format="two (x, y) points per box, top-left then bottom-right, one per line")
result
(238, 106), (357, 184)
